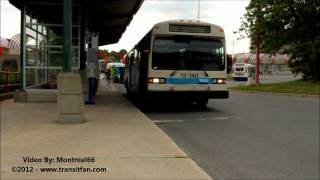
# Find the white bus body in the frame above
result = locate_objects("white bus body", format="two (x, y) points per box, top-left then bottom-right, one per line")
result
(124, 20), (229, 107)
(232, 63), (255, 80)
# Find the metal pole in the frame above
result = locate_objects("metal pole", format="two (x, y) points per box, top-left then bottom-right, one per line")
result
(255, 35), (260, 84)
(233, 31), (237, 63)
(255, 3), (262, 84)
(63, 0), (72, 72)
(19, 3), (25, 90)
(197, 0), (200, 20)
(233, 31), (235, 60)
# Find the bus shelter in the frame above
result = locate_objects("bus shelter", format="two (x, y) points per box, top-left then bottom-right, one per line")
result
(9, 0), (144, 122)
(9, 0), (143, 90)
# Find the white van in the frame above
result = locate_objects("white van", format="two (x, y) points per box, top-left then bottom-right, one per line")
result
(232, 63), (255, 80)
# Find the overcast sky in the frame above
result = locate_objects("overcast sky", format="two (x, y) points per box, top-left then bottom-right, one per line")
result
(0, 0), (250, 54)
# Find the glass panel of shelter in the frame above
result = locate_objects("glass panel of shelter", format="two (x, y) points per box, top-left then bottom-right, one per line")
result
(24, 4), (80, 89)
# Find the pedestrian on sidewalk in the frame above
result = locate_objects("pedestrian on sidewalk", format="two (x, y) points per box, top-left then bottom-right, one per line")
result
(104, 68), (112, 88)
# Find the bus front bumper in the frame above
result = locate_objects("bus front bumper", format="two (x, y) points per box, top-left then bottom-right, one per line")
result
(147, 90), (229, 99)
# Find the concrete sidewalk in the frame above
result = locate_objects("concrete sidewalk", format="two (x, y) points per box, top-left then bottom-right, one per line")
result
(0, 81), (211, 179)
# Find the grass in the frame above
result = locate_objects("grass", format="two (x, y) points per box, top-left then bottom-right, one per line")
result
(228, 80), (320, 95)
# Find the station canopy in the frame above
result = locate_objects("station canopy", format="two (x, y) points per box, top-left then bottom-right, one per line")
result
(9, 0), (144, 45)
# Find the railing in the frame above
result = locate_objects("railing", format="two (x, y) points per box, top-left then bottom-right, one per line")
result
(0, 71), (20, 94)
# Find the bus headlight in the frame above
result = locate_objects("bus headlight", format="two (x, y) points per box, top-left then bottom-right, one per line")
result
(153, 78), (160, 83)
(149, 78), (165, 84)
(214, 79), (225, 84)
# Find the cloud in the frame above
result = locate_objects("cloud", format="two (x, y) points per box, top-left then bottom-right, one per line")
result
(1, 0), (250, 53)
(102, 0), (250, 54)
(0, 0), (21, 39)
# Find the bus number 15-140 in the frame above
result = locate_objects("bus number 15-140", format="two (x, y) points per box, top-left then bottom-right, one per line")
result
(181, 73), (198, 78)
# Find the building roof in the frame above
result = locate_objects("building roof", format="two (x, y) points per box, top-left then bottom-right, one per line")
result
(8, 34), (20, 51)
(1, 35), (20, 51)
(9, 0), (144, 46)
(0, 37), (9, 48)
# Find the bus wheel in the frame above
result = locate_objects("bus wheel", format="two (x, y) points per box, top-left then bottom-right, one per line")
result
(196, 98), (209, 108)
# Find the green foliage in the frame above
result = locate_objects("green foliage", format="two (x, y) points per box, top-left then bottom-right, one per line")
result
(48, 29), (63, 46)
(99, 49), (127, 62)
(110, 51), (120, 62)
(109, 55), (118, 62)
(119, 49), (127, 55)
(103, 49), (110, 56)
(240, 0), (320, 81)
(229, 80), (320, 95)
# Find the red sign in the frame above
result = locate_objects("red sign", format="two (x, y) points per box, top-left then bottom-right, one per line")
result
(0, 47), (3, 56)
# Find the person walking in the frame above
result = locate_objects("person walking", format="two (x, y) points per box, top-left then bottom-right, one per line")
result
(105, 68), (112, 88)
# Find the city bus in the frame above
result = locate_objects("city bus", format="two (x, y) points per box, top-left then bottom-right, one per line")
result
(124, 20), (229, 107)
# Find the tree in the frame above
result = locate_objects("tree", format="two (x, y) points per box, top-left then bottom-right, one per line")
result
(103, 49), (110, 56)
(119, 49), (127, 56)
(240, 0), (320, 81)
(239, 0), (265, 84)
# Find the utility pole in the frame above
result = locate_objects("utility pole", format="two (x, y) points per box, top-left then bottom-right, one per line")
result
(233, 31), (237, 62)
(255, 4), (261, 85)
(255, 34), (260, 84)
(197, 0), (200, 20)
(233, 32), (235, 58)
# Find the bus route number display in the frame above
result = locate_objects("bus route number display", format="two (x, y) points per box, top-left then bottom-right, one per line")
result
(181, 73), (199, 78)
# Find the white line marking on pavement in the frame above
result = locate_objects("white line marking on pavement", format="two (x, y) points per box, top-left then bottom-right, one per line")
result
(153, 117), (230, 123)
(153, 120), (184, 123)
(208, 117), (229, 120)
(198, 118), (207, 121)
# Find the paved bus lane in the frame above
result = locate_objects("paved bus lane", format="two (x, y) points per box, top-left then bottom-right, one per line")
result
(142, 91), (319, 180)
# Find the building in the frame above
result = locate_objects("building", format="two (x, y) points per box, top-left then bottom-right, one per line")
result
(234, 53), (291, 74)
(0, 35), (20, 72)
(9, 0), (144, 90)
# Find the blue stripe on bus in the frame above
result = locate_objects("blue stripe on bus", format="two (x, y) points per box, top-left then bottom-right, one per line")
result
(165, 77), (213, 84)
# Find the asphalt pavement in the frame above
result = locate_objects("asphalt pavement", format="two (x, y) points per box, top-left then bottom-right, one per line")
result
(114, 79), (319, 180)
(145, 92), (319, 180)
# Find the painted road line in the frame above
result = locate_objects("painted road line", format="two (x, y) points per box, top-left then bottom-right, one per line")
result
(153, 120), (184, 123)
(153, 117), (230, 123)
(207, 117), (229, 120)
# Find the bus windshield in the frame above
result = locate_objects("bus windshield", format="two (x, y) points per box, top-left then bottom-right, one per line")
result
(152, 37), (225, 71)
